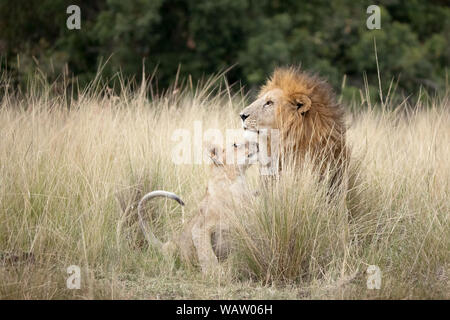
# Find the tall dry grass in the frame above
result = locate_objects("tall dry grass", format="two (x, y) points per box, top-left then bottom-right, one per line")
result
(0, 71), (448, 299)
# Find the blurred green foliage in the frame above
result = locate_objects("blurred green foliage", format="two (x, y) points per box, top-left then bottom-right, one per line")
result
(0, 0), (448, 97)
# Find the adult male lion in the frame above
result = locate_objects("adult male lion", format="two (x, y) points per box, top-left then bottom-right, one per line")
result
(240, 67), (349, 188)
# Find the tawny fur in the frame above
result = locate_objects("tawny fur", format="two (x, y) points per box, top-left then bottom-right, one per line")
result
(137, 142), (257, 274)
(241, 67), (349, 185)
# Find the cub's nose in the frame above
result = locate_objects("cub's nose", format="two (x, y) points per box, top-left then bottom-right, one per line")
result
(240, 113), (249, 121)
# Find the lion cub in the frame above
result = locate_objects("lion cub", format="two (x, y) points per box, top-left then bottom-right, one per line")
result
(137, 141), (257, 273)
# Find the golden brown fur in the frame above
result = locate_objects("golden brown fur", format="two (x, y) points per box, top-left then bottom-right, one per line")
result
(240, 67), (349, 186)
(137, 142), (257, 274)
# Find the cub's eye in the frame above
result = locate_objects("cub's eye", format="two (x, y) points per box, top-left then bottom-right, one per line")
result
(232, 143), (239, 148)
(264, 100), (273, 107)
(296, 102), (304, 110)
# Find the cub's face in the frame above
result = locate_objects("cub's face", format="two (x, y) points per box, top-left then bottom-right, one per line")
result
(207, 141), (258, 173)
(239, 88), (312, 133)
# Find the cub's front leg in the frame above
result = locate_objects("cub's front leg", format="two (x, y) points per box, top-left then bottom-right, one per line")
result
(191, 215), (219, 274)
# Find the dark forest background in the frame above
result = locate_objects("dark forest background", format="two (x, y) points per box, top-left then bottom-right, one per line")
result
(0, 0), (448, 99)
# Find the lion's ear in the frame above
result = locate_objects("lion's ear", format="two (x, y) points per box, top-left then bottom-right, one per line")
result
(295, 94), (312, 115)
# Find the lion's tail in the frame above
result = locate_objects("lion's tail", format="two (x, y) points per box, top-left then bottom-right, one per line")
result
(137, 190), (185, 248)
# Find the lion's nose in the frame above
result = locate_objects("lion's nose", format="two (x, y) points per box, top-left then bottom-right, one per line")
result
(240, 113), (249, 121)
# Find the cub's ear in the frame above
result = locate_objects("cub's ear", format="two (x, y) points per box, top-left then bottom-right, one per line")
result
(294, 94), (312, 115)
(205, 142), (224, 166)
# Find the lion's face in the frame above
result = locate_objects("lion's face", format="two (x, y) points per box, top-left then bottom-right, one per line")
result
(240, 88), (312, 133)
(238, 67), (348, 186)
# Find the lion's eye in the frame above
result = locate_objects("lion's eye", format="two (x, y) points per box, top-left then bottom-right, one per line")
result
(264, 100), (273, 107)
(296, 102), (304, 110)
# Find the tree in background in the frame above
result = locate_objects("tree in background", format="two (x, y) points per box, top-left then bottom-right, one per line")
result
(0, 0), (448, 99)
